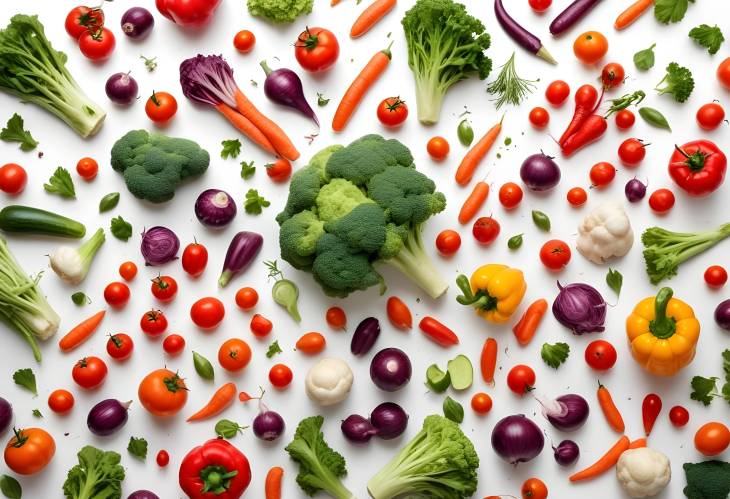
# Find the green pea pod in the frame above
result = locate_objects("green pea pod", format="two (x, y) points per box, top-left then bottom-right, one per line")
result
(443, 396), (464, 423)
(508, 233), (523, 250)
(531, 210), (551, 232)
(639, 107), (671, 131)
(99, 192), (120, 213)
(193, 351), (214, 380)
(457, 119), (474, 147)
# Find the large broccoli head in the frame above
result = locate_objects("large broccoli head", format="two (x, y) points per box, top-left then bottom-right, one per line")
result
(110, 129), (209, 203)
(277, 135), (448, 299)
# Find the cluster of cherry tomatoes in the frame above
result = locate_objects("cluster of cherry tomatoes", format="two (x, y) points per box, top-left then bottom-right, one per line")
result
(65, 4), (115, 61)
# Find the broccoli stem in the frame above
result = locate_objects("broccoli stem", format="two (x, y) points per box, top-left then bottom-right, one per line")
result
(414, 72), (445, 125)
(381, 226), (448, 299)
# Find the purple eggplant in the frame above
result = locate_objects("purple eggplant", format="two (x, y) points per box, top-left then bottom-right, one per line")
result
(351, 317), (380, 355)
(260, 60), (319, 126)
(550, 0), (604, 36)
(218, 231), (263, 287)
(494, 0), (556, 64)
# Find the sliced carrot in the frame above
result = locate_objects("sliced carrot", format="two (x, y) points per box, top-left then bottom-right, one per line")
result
(233, 90), (300, 161)
(265, 466), (284, 499)
(569, 436), (630, 482)
(628, 437), (647, 449)
(187, 382), (237, 422)
(454, 116), (503, 186)
(597, 381), (625, 433)
(350, 0), (397, 38)
(58, 310), (106, 352)
(614, 0), (654, 30)
(458, 181), (489, 224)
(480, 338), (498, 384)
(332, 44), (392, 132)
(295, 332), (326, 354)
(512, 299), (548, 346)
(214, 103), (277, 155)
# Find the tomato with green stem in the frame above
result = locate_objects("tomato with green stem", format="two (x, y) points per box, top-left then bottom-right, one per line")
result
(145, 91), (178, 123)
(540, 239), (571, 270)
(615, 109), (635, 129)
(233, 30), (256, 53)
(618, 138), (647, 166)
(182, 241), (207, 277)
(294, 27), (339, 72)
(162, 334), (185, 355)
(138, 368), (188, 417)
(435, 229), (461, 256)
(47, 389), (74, 414)
(76, 157), (98, 180)
(269, 363), (293, 388)
(104, 282), (130, 308)
(601, 62), (625, 89)
(118, 261), (137, 281)
(584, 340), (617, 371)
(499, 182), (523, 209)
(72, 356), (107, 389)
(151, 275), (178, 302)
(190, 297), (225, 329)
(648, 188), (675, 213)
(589, 162), (616, 187)
(426, 136), (449, 160)
(704, 265), (727, 288)
(545, 80), (570, 106)
(140, 309), (168, 337)
(250, 313), (273, 337)
(566, 187), (587, 206)
(521, 477), (548, 499)
(218, 338), (252, 372)
(377, 97), (408, 127)
(3, 428), (55, 475)
(529, 107), (549, 128)
(507, 364), (536, 395)
(106, 333), (133, 360)
(235, 287), (259, 310)
(65, 5), (105, 39)
(265, 158), (292, 183)
(472, 216), (500, 244)
(78, 28), (116, 61)
(325, 306), (347, 330)
(0, 163), (27, 195)
(696, 103), (725, 130)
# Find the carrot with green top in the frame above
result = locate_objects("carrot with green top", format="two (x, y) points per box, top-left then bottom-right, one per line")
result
(569, 436), (630, 482)
(454, 116), (504, 185)
(187, 382), (237, 422)
(58, 310), (106, 352)
(350, 0), (397, 38)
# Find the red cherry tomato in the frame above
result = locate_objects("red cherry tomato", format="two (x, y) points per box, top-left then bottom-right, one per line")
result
(250, 314), (273, 337)
(528, 0), (552, 12)
(118, 261), (137, 281)
(103, 281), (130, 308)
(472, 217), (500, 244)
(498, 182), (523, 209)
(618, 138), (647, 166)
(325, 306), (347, 330)
(601, 62), (625, 89)
(521, 478), (549, 499)
(694, 422), (730, 456)
(269, 363), (293, 389)
(72, 356), (108, 389)
(294, 27), (339, 72)
(426, 136), (449, 160)
(584, 340), (617, 371)
(649, 188), (675, 213)
(233, 30), (256, 53)
(566, 187), (587, 206)
(78, 28), (116, 61)
(65, 6), (105, 39)
(539, 239), (571, 270)
(75, 157), (98, 180)
(435, 229), (461, 256)
(718, 57), (730, 90)
(265, 159), (292, 183)
(106, 333), (133, 361)
(48, 389), (75, 414)
(140, 309), (168, 337)
(669, 405), (689, 427)
(470, 392), (493, 414)
(529, 106), (550, 128)
(507, 364), (536, 395)
(190, 297), (225, 329)
(545, 80), (570, 106)
(235, 287), (259, 310)
(162, 334), (186, 355)
(0, 163), (28, 195)
(145, 91), (177, 123)
(377, 97), (408, 127)
(704, 265), (728, 288)
(182, 242), (208, 277)
(696, 102), (725, 130)
(589, 161), (616, 187)
(150, 275), (178, 302)
(615, 109), (635, 130)
(156, 449), (170, 467)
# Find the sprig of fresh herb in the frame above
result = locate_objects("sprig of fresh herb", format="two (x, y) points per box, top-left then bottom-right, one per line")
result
(634, 44), (656, 70)
(110, 216), (132, 241)
(13, 368), (37, 396)
(606, 268), (623, 296)
(266, 340), (283, 358)
(43, 167), (75, 198)
(688, 24), (725, 55)
(221, 139), (242, 159)
(244, 189), (270, 215)
(127, 436), (148, 460)
(1, 113), (38, 151)
(541, 342), (570, 369)
(486, 52), (536, 109)
(240, 160), (256, 179)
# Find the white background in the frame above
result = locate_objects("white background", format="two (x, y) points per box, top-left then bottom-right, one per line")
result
(0, 0), (729, 497)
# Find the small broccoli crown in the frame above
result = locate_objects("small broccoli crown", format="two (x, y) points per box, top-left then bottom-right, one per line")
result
(325, 203), (387, 253)
(309, 144), (343, 181)
(312, 234), (383, 297)
(325, 135), (414, 186)
(276, 166), (322, 224)
(379, 223), (408, 259)
(315, 178), (372, 222)
(655, 62), (694, 103)
(367, 166), (446, 225)
(279, 210), (325, 270)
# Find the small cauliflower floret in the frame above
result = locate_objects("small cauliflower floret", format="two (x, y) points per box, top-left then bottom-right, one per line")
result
(315, 178), (373, 223)
(576, 201), (634, 264)
(305, 357), (354, 406)
(616, 447), (671, 498)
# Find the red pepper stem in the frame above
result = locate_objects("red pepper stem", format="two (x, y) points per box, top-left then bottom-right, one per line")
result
(675, 144), (709, 172)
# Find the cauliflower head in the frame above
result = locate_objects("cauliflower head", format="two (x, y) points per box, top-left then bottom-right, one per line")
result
(576, 201), (634, 264)
(616, 447), (671, 498)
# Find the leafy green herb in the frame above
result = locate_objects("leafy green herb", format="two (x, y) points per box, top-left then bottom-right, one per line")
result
(98, 192), (120, 213)
(722, 349), (730, 403)
(43, 167), (75, 199)
(317, 93), (330, 106)
(639, 107), (671, 131)
(266, 340), (283, 358)
(541, 342), (570, 369)
(683, 460), (730, 499)
(110, 216), (132, 241)
(690, 376), (720, 406)
(655, 62), (695, 103)
(507, 234), (523, 250)
(654, 0), (695, 24)
(606, 268), (623, 296)
(633, 44), (656, 70)
(0, 474), (22, 499)
(1, 113), (38, 151)
(193, 351), (214, 380)
(62, 445), (125, 499)
(240, 160), (256, 179)
(215, 419), (247, 439)
(244, 189), (270, 215)
(127, 436), (148, 460)
(71, 292), (90, 306)
(486, 53), (536, 109)
(689, 24), (725, 55)
(605, 91), (646, 116)
(221, 139), (242, 159)
(140, 55), (157, 71)
(442, 396), (464, 424)
(32, 409), (42, 418)
(13, 368), (37, 395)
(531, 210), (551, 231)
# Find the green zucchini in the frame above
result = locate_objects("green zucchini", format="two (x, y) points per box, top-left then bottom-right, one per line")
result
(0, 205), (86, 238)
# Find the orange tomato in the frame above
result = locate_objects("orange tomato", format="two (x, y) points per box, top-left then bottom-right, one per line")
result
(521, 477), (548, 499)
(233, 30), (256, 53)
(145, 91), (178, 123)
(4, 428), (55, 475)
(235, 287), (259, 310)
(75, 157), (98, 180)
(118, 261), (138, 281)
(325, 306), (347, 330)
(694, 421), (730, 456)
(718, 57), (730, 90)
(426, 136), (449, 160)
(47, 389), (75, 414)
(470, 392), (493, 415)
(218, 338), (252, 372)
(386, 296), (412, 330)
(573, 31), (608, 65)
(138, 368), (188, 417)
(295, 332), (326, 354)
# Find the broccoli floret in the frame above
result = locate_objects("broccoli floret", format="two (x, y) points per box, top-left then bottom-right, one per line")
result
(312, 234), (384, 298)
(367, 166), (446, 225)
(325, 135), (413, 186)
(247, 0), (313, 23)
(655, 62), (694, 103)
(683, 460), (730, 499)
(325, 203), (387, 253)
(402, 0), (492, 124)
(110, 130), (209, 203)
(379, 223), (408, 259)
(315, 178), (372, 222)
(279, 210), (325, 270)
(367, 415), (479, 499)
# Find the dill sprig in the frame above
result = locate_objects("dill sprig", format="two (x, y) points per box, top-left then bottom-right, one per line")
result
(486, 53), (536, 109)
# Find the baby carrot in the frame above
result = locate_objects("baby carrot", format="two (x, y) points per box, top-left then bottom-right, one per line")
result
(480, 337), (498, 384)
(458, 181), (489, 224)
(187, 382), (237, 422)
(58, 310), (106, 352)
(454, 116), (503, 186)
(614, 0), (654, 30)
(597, 381), (625, 433)
(512, 299), (548, 346)
(265, 466), (284, 499)
(569, 436), (630, 482)
(350, 0), (397, 38)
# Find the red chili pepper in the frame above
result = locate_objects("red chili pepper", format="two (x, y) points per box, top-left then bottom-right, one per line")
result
(179, 438), (251, 499)
(561, 114), (608, 156)
(156, 0), (222, 27)
(668, 140), (727, 197)
(642, 393), (662, 436)
(418, 316), (459, 346)
(558, 84), (599, 146)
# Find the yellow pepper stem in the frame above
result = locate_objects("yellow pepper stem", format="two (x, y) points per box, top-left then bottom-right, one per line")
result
(648, 287), (677, 339)
(455, 274), (497, 311)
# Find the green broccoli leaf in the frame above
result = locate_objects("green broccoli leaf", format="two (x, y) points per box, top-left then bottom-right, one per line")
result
(266, 340), (283, 358)
(63, 445), (125, 499)
(127, 436), (148, 460)
(110, 216), (132, 241)
(221, 139), (242, 159)
(606, 268), (623, 296)
(541, 342), (570, 369)
(0, 474), (22, 499)
(13, 368), (37, 396)
(655, 0), (695, 24)
(634, 44), (656, 70)
(1, 113), (38, 151)
(44, 167), (75, 199)
(683, 460), (730, 499)
(244, 189), (270, 215)
(689, 24), (725, 55)
(240, 160), (256, 179)
(690, 376), (719, 406)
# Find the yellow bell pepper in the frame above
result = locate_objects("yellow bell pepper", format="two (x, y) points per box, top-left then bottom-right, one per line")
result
(455, 264), (526, 324)
(626, 287), (700, 377)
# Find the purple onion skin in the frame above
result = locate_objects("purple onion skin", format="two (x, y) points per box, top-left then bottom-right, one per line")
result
(552, 281), (606, 334)
(0, 397), (12, 434)
(625, 178), (647, 202)
(127, 491), (160, 499)
(491, 414), (545, 465)
(195, 189), (237, 227)
(87, 399), (130, 436)
(715, 299), (730, 331)
(121, 7), (155, 39)
(549, 0), (602, 36)
(105, 72), (139, 105)
(341, 414), (378, 443)
(370, 402), (408, 439)
(261, 61), (319, 126)
(141, 226), (180, 266)
(252, 406), (285, 441)
(218, 231), (264, 287)
(351, 317), (380, 356)
(553, 439), (580, 466)
(370, 348), (412, 392)
(520, 153), (561, 192)
(544, 394), (589, 431)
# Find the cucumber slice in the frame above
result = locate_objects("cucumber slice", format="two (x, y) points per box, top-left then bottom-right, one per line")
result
(425, 364), (450, 392)
(447, 354), (473, 391)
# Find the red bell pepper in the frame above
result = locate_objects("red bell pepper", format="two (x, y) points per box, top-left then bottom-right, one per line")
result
(179, 438), (250, 499)
(668, 140), (727, 197)
(156, 0), (222, 27)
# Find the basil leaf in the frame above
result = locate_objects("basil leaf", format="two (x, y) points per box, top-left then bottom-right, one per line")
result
(633, 44), (656, 70)
(0, 475), (22, 499)
(531, 210), (551, 231)
(507, 234), (523, 250)
(443, 396), (464, 424)
(99, 192), (120, 213)
(606, 268), (623, 296)
(193, 351), (214, 380)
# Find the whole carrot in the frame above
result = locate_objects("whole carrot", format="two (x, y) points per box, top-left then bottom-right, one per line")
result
(214, 103), (277, 156)
(569, 436), (630, 482)
(597, 381), (625, 433)
(350, 0), (397, 38)
(454, 117), (503, 185)
(187, 382), (237, 422)
(265, 466), (284, 499)
(512, 299), (548, 346)
(234, 90), (300, 161)
(615, 0), (654, 30)
(480, 337), (498, 383)
(332, 43), (393, 132)
(458, 181), (489, 224)
(58, 310), (106, 352)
